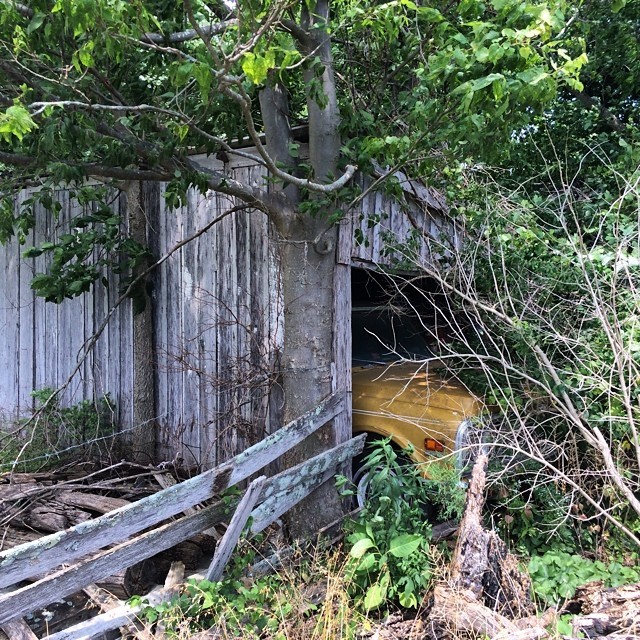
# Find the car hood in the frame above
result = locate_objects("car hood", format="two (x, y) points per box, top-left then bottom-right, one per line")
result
(352, 360), (482, 419)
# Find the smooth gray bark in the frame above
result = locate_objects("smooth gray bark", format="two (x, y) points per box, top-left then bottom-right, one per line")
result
(274, 0), (347, 538)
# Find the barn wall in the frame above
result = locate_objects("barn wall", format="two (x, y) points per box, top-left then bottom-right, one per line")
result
(0, 188), (134, 429)
(0, 155), (456, 467)
(148, 167), (282, 468)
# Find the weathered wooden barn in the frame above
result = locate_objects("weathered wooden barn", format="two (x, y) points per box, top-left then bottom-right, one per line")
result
(0, 148), (458, 468)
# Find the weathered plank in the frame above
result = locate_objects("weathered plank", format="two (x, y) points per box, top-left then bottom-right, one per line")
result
(82, 583), (145, 640)
(248, 435), (365, 534)
(205, 475), (267, 582)
(333, 220), (353, 455)
(44, 594), (151, 640)
(0, 433), (360, 624)
(0, 391), (344, 589)
(0, 501), (230, 625)
(57, 491), (131, 515)
(0, 618), (38, 640)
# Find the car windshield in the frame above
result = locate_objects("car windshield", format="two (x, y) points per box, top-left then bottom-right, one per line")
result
(352, 308), (433, 364)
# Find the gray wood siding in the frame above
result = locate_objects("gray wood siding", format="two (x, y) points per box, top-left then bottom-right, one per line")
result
(0, 155), (457, 466)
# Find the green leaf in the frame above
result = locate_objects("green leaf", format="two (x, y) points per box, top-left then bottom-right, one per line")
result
(470, 73), (505, 92)
(26, 12), (46, 34)
(350, 537), (375, 558)
(356, 552), (377, 572)
(363, 582), (386, 610)
(78, 42), (95, 68)
(242, 50), (276, 85)
(389, 534), (423, 558)
(398, 588), (418, 608)
(0, 102), (37, 142)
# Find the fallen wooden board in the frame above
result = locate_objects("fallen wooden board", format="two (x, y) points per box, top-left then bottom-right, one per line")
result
(206, 476), (266, 582)
(44, 595), (152, 640)
(83, 584), (143, 640)
(0, 392), (345, 590)
(46, 564), (186, 640)
(0, 433), (361, 625)
(57, 491), (131, 514)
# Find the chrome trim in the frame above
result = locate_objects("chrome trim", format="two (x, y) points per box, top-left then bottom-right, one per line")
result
(454, 418), (474, 471)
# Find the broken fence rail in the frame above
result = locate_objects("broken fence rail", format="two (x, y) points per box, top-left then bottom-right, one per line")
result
(0, 392), (361, 629)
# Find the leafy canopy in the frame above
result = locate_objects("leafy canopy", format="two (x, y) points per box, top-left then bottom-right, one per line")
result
(0, 0), (583, 299)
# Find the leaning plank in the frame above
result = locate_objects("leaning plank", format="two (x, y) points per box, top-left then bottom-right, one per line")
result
(205, 476), (267, 582)
(151, 473), (198, 516)
(0, 502), (229, 626)
(248, 435), (365, 535)
(226, 392), (345, 486)
(0, 391), (345, 589)
(0, 433), (359, 625)
(47, 565), (186, 640)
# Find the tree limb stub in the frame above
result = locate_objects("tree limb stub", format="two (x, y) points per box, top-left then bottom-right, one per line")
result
(450, 453), (490, 597)
(428, 454), (536, 639)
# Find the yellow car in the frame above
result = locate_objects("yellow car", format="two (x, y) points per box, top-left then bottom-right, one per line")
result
(351, 307), (484, 503)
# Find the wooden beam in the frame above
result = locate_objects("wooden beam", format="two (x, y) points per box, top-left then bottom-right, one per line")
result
(83, 584), (145, 639)
(44, 596), (153, 640)
(205, 476), (266, 582)
(0, 392), (345, 589)
(0, 433), (361, 625)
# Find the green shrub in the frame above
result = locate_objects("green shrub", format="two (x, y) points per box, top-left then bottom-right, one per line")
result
(529, 551), (640, 603)
(339, 440), (437, 611)
(0, 388), (116, 471)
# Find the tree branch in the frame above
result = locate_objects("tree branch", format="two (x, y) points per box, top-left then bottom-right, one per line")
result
(281, 18), (312, 48)
(25, 98), (358, 196)
(568, 87), (625, 132)
(142, 19), (237, 44)
(1, 0), (32, 18)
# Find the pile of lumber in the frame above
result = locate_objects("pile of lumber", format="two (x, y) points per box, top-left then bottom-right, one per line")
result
(0, 461), (216, 637)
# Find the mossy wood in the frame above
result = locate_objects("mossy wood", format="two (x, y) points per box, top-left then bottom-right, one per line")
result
(0, 431), (363, 625)
(0, 392), (344, 590)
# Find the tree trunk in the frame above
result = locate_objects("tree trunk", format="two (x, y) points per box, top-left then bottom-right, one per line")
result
(126, 181), (157, 464)
(279, 217), (345, 538)
(258, 1), (348, 539)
